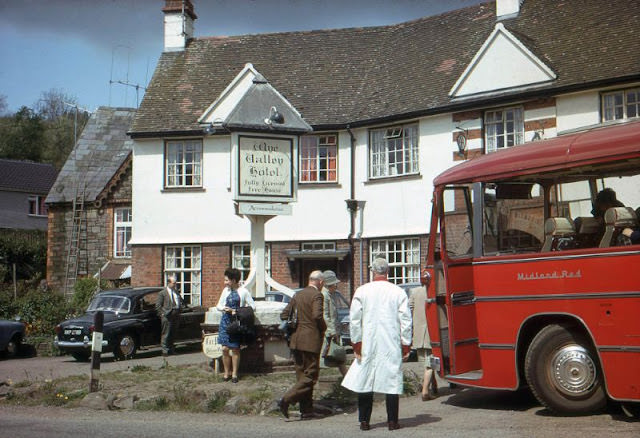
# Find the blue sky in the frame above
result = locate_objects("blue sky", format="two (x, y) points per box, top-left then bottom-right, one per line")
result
(0, 0), (484, 114)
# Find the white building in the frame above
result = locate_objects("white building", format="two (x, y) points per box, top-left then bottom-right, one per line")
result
(128, 0), (640, 307)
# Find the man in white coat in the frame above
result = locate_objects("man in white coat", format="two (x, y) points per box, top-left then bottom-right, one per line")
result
(341, 257), (412, 431)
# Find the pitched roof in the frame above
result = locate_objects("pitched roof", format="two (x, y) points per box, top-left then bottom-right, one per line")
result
(0, 159), (58, 194)
(46, 107), (136, 204)
(131, 0), (640, 136)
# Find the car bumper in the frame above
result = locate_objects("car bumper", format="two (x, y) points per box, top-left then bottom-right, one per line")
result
(54, 337), (109, 351)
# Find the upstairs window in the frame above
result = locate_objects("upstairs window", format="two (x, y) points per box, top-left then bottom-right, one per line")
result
(602, 88), (640, 121)
(165, 140), (202, 188)
(300, 134), (338, 183)
(28, 195), (47, 217)
(485, 107), (524, 153)
(114, 207), (132, 258)
(369, 124), (419, 178)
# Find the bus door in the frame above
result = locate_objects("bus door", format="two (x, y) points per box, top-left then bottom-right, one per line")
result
(437, 185), (481, 377)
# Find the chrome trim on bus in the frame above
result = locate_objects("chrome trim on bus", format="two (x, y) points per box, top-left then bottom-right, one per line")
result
(478, 343), (515, 350)
(473, 249), (640, 265)
(453, 337), (478, 346)
(475, 291), (640, 302)
(598, 345), (640, 353)
(451, 290), (475, 305)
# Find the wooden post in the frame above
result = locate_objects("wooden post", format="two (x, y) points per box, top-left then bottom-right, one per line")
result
(89, 311), (104, 392)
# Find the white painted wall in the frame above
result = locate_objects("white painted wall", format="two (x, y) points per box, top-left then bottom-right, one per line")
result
(556, 91), (601, 132)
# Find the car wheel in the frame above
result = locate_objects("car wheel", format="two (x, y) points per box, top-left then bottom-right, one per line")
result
(113, 333), (137, 360)
(71, 352), (91, 362)
(525, 323), (606, 415)
(5, 336), (21, 358)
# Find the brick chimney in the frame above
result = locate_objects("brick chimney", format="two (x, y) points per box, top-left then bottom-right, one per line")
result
(163, 0), (197, 52)
(496, 0), (523, 20)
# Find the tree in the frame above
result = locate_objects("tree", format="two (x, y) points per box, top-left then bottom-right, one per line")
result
(0, 95), (7, 116)
(0, 106), (46, 162)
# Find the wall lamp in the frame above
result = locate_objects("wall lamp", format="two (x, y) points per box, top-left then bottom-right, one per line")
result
(455, 126), (468, 156)
(264, 106), (284, 126)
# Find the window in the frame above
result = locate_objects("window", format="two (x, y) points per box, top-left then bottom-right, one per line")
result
(602, 88), (640, 121)
(301, 242), (336, 251)
(369, 124), (419, 178)
(114, 207), (132, 258)
(300, 134), (338, 182)
(165, 246), (201, 305)
(232, 244), (271, 283)
(370, 238), (420, 284)
(28, 195), (47, 217)
(165, 140), (202, 187)
(485, 107), (524, 153)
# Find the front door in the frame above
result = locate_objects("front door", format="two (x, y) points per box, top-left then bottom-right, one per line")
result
(300, 259), (338, 287)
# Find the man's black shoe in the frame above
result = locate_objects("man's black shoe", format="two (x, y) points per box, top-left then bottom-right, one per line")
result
(277, 398), (289, 419)
(360, 421), (370, 430)
(388, 421), (401, 431)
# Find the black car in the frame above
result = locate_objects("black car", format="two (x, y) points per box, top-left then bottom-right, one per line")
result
(0, 318), (26, 358)
(54, 287), (205, 361)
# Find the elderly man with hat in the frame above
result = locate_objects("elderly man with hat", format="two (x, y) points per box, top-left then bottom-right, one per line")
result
(321, 270), (348, 376)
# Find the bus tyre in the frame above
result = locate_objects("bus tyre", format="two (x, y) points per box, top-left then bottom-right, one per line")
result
(525, 323), (606, 415)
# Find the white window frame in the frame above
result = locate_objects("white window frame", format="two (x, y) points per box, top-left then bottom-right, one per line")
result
(165, 139), (202, 188)
(113, 207), (132, 258)
(164, 246), (201, 305)
(485, 106), (524, 153)
(369, 123), (419, 179)
(602, 88), (640, 122)
(28, 195), (47, 217)
(299, 134), (338, 183)
(301, 242), (336, 251)
(370, 237), (420, 284)
(232, 244), (271, 283)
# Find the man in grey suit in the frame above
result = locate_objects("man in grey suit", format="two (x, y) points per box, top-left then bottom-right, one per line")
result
(156, 274), (181, 357)
(277, 270), (326, 419)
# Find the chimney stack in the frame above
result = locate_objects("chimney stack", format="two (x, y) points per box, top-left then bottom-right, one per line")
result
(496, 0), (523, 20)
(163, 0), (197, 52)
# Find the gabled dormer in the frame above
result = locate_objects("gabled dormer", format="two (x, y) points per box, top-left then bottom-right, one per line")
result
(449, 22), (556, 99)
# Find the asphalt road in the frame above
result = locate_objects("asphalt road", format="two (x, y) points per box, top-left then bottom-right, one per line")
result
(1, 348), (638, 437)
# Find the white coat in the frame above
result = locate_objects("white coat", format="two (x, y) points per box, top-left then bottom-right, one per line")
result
(341, 280), (412, 394)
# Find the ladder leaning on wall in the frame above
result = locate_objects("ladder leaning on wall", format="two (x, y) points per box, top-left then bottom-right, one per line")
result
(63, 182), (87, 297)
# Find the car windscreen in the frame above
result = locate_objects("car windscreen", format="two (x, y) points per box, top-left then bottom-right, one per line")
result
(87, 295), (132, 314)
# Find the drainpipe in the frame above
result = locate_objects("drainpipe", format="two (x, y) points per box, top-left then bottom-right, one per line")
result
(346, 126), (357, 298)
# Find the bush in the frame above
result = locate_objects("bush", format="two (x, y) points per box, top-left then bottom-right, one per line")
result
(0, 230), (47, 284)
(16, 289), (70, 335)
(70, 278), (101, 314)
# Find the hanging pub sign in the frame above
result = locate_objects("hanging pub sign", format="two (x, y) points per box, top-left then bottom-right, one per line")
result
(234, 134), (297, 203)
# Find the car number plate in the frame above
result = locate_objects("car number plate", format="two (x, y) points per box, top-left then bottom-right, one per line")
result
(64, 329), (82, 335)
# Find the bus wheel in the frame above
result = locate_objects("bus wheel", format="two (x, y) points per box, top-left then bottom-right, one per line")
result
(525, 323), (606, 415)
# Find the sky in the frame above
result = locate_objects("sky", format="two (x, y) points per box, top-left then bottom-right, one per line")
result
(0, 0), (485, 114)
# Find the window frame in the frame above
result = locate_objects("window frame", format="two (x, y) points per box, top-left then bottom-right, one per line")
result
(299, 134), (338, 183)
(28, 195), (47, 217)
(164, 139), (203, 188)
(368, 123), (419, 179)
(232, 243), (271, 283)
(369, 237), (420, 284)
(301, 242), (336, 251)
(113, 207), (132, 258)
(484, 106), (524, 153)
(164, 245), (202, 305)
(602, 88), (640, 122)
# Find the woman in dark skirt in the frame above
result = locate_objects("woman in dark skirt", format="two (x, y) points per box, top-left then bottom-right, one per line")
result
(216, 268), (255, 383)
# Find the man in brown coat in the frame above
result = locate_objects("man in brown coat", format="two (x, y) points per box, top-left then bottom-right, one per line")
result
(277, 270), (326, 419)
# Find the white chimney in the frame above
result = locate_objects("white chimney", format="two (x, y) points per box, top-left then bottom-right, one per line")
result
(496, 0), (524, 20)
(163, 0), (197, 52)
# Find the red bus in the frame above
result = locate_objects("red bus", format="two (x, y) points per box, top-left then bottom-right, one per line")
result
(425, 120), (640, 415)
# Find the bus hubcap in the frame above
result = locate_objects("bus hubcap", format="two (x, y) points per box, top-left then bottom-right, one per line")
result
(551, 345), (596, 396)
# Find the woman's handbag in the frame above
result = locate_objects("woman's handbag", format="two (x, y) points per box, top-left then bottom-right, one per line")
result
(278, 302), (297, 341)
(323, 337), (346, 364)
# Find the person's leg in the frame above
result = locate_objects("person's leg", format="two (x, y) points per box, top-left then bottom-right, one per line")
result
(385, 394), (399, 423)
(357, 392), (374, 423)
(231, 348), (240, 381)
(422, 367), (434, 399)
(221, 347), (232, 379)
(297, 351), (320, 414)
(160, 317), (170, 355)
